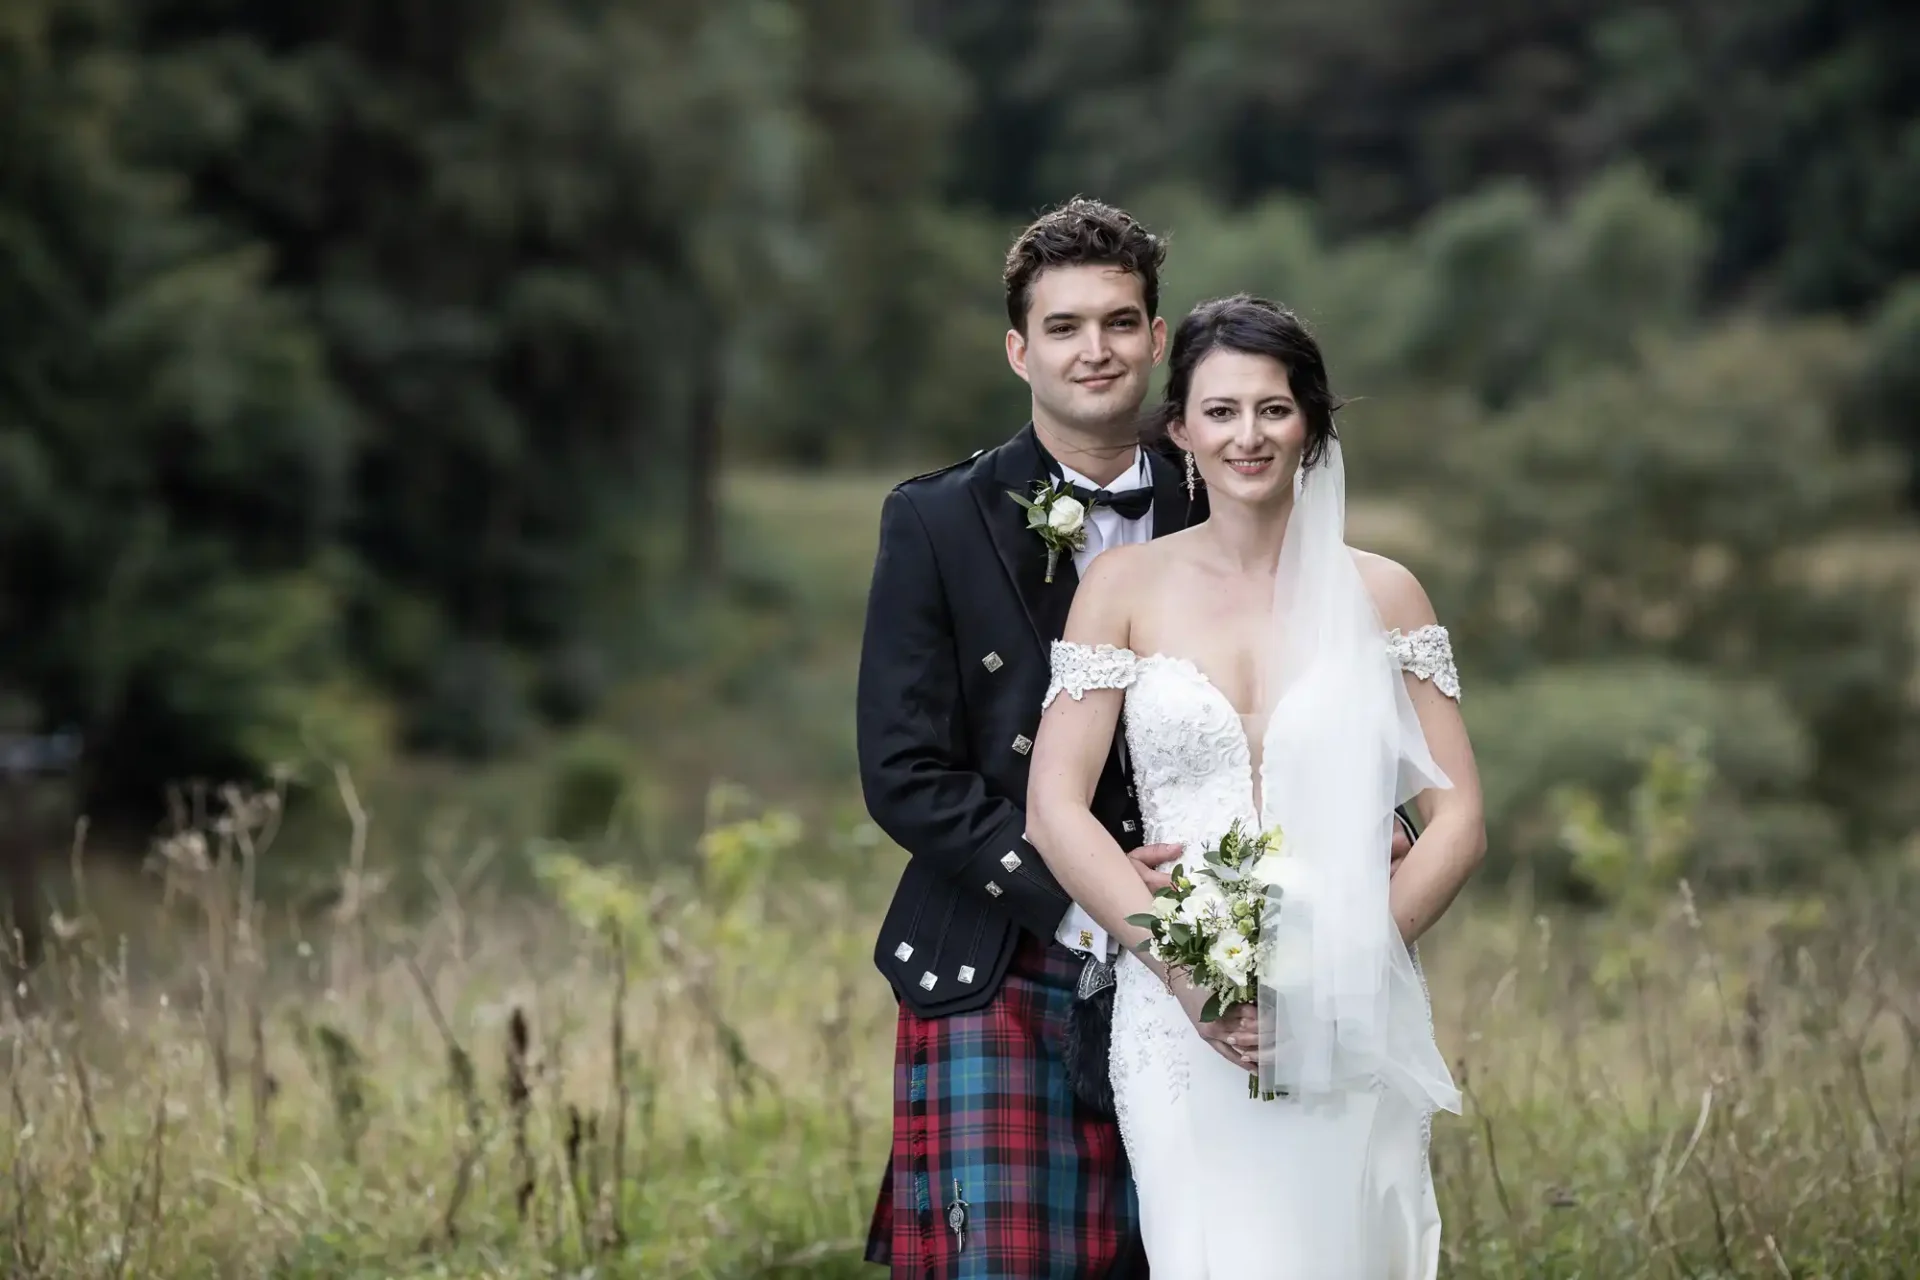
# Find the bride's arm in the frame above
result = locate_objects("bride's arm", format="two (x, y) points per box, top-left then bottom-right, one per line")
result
(1362, 554), (1487, 944)
(1025, 548), (1163, 959)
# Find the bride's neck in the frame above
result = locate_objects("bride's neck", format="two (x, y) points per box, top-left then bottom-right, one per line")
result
(1201, 491), (1295, 575)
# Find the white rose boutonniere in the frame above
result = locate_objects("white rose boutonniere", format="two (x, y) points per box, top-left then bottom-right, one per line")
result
(1006, 480), (1089, 584)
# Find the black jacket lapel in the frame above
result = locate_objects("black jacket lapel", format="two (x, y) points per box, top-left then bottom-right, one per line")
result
(969, 424), (1080, 652)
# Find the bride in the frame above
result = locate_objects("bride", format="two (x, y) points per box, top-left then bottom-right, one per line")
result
(1026, 294), (1485, 1278)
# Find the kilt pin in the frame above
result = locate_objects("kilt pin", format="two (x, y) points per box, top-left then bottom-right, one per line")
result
(863, 931), (1145, 1277)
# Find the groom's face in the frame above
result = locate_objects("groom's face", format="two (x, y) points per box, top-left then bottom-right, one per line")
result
(1006, 264), (1165, 433)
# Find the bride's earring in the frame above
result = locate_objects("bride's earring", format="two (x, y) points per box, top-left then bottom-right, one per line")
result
(1184, 449), (1198, 501)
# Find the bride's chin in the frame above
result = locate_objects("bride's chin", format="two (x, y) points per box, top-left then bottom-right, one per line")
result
(1209, 475), (1291, 504)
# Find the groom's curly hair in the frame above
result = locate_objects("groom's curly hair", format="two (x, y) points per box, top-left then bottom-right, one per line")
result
(1003, 197), (1167, 332)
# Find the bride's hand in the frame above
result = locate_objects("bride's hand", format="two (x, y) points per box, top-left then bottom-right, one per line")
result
(1165, 971), (1259, 1072)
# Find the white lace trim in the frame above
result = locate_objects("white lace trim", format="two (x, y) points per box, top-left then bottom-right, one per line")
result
(1386, 625), (1461, 700)
(1042, 641), (1139, 710)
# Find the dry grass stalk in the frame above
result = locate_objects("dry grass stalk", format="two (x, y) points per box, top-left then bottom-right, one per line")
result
(402, 951), (487, 1245)
(602, 922), (630, 1251)
(505, 1006), (535, 1222)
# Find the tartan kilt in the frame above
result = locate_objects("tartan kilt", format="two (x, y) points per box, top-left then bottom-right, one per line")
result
(864, 931), (1145, 1278)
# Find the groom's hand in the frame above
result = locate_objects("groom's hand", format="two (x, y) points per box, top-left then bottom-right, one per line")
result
(1126, 842), (1182, 893)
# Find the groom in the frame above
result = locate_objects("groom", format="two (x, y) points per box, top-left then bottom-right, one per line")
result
(857, 198), (1410, 1275)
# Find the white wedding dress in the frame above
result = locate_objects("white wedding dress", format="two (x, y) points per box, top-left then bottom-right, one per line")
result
(1045, 626), (1462, 1279)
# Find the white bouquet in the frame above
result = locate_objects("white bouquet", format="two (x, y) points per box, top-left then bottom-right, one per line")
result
(1125, 819), (1295, 1099)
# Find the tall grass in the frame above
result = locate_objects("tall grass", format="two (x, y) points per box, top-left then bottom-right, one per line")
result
(3, 776), (1916, 1278)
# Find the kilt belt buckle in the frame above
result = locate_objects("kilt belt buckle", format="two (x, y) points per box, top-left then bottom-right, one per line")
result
(947, 1179), (970, 1252)
(1076, 955), (1116, 1002)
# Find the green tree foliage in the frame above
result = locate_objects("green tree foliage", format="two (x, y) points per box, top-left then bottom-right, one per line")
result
(2, 0), (963, 806)
(128, 0), (816, 721)
(0, 0), (360, 805)
(916, 0), (1920, 314)
(1435, 318), (1918, 869)
(1588, 1), (1920, 311)
(2, 0), (1915, 877)
(1857, 279), (1920, 499)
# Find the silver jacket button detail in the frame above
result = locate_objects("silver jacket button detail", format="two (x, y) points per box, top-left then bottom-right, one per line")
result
(1000, 850), (1022, 872)
(957, 965), (976, 983)
(985, 880), (1003, 897)
(894, 942), (914, 962)
(982, 652), (1004, 672)
(1011, 734), (1033, 755)
(919, 971), (938, 990)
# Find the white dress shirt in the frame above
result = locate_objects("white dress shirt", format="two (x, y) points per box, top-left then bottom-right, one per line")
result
(1051, 449), (1153, 959)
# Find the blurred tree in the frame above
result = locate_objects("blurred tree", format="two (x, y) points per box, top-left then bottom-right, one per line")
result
(1434, 318), (1919, 855)
(918, 0), (1919, 323)
(1465, 662), (1831, 896)
(3, 0), (970, 800)
(1855, 278), (1920, 501)
(7, 0), (1919, 820)
(919, 0), (1611, 226)
(1588, 1), (1920, 311)
(127, 0), (745, 737)
(1395, 165), (1703, 408)
(0, 0), (360, 810)
(739, 0), (980, 463)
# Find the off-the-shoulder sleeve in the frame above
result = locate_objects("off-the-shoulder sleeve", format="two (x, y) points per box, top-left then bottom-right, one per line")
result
(1043, 641), (1139, 710)
(1386, 625), (1461, 700)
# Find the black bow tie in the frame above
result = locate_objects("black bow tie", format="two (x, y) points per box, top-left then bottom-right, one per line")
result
(1060, 483), (1154, 521)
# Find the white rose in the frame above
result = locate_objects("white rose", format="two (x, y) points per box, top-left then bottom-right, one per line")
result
(1207, 929), (1255, 988)
(1150, 892), (1182, 923)
(1177, 880), (1229, 931)
(1046, 496), (1086, 536)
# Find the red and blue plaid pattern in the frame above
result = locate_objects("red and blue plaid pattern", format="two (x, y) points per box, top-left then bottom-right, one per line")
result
(865, 933), (1145, 1278)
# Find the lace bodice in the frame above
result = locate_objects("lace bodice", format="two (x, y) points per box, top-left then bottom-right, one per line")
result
(1044, 626), (1459, 855)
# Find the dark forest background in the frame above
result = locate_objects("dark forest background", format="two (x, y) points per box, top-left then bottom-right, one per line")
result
(5, 0), (1920, 897)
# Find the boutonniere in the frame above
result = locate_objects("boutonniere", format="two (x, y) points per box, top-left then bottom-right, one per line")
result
(1006, 479), (1087, 584)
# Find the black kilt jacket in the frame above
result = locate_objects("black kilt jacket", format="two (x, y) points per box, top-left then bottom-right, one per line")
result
(857, 424), (1200, 1017)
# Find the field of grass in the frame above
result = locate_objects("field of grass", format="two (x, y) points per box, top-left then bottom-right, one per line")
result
(6, 782), (1918, 1278)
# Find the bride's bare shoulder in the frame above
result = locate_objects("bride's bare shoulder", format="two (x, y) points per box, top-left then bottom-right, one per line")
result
(1074, 540), (1158, 603)
(1351, 548), (1438, 632)
(1063, 540), (1180, 645)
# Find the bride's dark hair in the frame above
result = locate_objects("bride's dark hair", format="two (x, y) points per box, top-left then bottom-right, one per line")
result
(1144, 294), (1343, 471)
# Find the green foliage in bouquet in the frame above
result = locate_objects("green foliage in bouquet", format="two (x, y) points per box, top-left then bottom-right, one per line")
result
(1125, 820), (1287, 1025)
